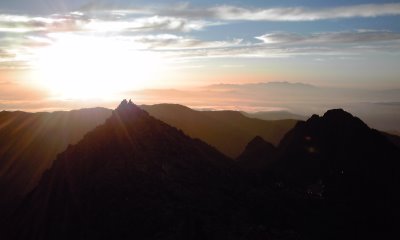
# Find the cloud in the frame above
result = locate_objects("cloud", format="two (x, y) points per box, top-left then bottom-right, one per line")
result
(0, 13), (88, 33)
(149, 37), (399, 60)
(1, 3), (400, 70)
(0, 49), (15, 59)
(255, 31), (400, 45)
(127, 34), (243, 50)
(78, 3), (400, 22)
(153, 44), (299, 60)
(0, 10), (215, 36)
(0, 11), (218, 34)
(212, 3), (400, 21)
(85, 15), (217, 33)
(8, 3), (399, 36)
(0, 11), (220, 69)
(256, 32), (306, 44)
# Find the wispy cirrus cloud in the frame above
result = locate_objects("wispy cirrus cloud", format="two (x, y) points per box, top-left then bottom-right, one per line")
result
(210, 3), (400, 21)
(255, 31), (400, 45)
(0, 13), (88, 33)
(1, 3), (400, 70)
(80, 3), (400, 21)
(85, 15), (218, 33)
(127, 34), (243, 50)
(0, 10), (222, 69)
(0, 11), (218, 35)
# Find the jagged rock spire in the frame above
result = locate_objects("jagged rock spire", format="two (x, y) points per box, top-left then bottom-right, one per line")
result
(113, 99), (149, 121)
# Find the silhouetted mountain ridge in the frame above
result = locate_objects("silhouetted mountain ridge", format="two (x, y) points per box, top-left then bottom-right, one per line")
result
(263, 108), (400, 239)
(274, 108), (398, 182)
(0, 103), (296, 219)
(7, 100), (239, 240)
(3, 104), (400, 240)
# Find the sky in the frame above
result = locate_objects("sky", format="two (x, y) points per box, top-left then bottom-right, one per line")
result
(0, 0), (400, 113)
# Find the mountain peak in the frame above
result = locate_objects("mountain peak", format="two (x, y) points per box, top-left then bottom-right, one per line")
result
(323, 108), (369, 129)
(237, 136), (276, 170)
(323, 108), (353, 120)
(8, 100), (234, 240)
(304, 109), (368, 130)
(114, 99), (149, 120)
(116, 99), (136, 110)
(241, 136), (276, 157)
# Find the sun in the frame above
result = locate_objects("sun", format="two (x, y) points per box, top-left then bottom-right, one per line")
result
(32, 34), (165, 100)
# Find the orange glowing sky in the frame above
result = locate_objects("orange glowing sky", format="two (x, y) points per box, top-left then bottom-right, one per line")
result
(0, 0), (400, 113)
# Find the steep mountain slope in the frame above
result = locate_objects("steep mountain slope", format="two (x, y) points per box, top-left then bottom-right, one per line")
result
(7, 100), (239, 240)
(264, 109), (400, 239)
(0, 108), (112, 215)
(141, 104), (296, 157)
(0, 103), (295, 217)
(273, 109), (400, 185)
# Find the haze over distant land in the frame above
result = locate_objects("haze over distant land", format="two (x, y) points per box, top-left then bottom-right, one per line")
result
(3, 81), (398, 133)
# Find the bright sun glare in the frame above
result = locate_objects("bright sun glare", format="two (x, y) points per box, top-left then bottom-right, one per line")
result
(33, 34), (165, 100)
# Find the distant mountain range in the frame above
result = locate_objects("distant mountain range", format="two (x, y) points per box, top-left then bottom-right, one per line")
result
(129, 82), (400, 132)
(1, 100), (400, 239)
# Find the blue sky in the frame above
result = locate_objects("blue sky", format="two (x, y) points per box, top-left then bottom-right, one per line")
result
(0, 0), (400, 110)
